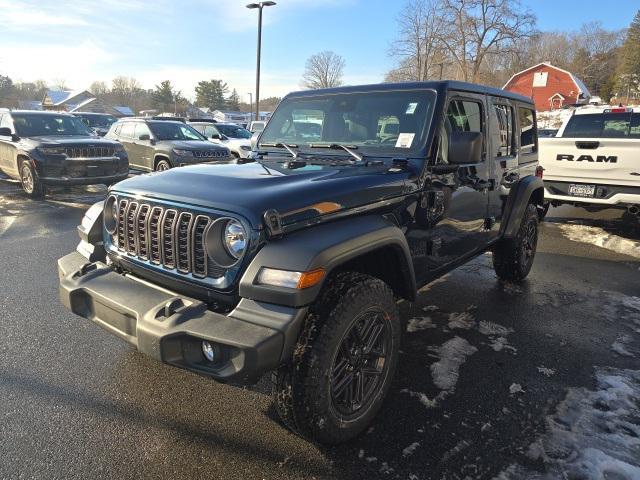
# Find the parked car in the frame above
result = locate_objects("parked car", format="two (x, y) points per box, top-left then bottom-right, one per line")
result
(538, 106), (640, 223)
(0, 109), (128, 198)
(538, 128), (558, 138)
(73, 112), (118, 137)
(105, 118), (233, 171)
(58, 81), (543, 444)
(247, 120), (266, 133)
(189, 121), (253, 159)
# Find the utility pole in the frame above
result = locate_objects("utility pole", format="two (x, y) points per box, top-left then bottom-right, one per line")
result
(246, 2), (276, 122)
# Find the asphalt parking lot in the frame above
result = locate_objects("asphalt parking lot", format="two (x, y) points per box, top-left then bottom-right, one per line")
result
(1, 177), (639, 480)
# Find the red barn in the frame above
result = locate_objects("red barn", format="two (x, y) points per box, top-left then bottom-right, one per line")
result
(503, 62), (591, 112)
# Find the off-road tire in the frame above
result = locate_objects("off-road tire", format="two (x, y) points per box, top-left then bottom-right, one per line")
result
(493, 203), (539, 281)
(155, 159), (171, 171)
(19, 159), (45, 199)
(272, 272), (401, 444)
(538, 202), (550, 221)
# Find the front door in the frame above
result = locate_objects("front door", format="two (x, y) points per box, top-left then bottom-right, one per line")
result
(407, 92), (491, 285)
(132, 123), (154, 170)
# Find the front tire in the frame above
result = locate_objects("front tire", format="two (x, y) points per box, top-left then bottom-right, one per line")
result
(272, 272), (400, 444)
(155, 159), (171, 171)
(19, 159), (44, 199)
(493, 203), (539, 281)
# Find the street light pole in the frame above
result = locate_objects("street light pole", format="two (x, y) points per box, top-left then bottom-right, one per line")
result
(246, 2), (276, 122)
(248, 92), (253, 121)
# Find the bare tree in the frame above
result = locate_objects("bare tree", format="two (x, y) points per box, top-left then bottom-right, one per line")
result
(438, 0), (536, 82)
(111, 76), (141, 106)
(89, 80), (109, 97)
(386, 0), (449, 82)
(52, 79), (69, 91)
(302, 51), (346, 89)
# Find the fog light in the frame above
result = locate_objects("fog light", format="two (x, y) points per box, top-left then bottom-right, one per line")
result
(202, 341), (216, 362)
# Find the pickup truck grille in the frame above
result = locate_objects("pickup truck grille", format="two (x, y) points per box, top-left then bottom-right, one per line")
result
(64, 146), (115, 158)
(113, 198), (224, 279)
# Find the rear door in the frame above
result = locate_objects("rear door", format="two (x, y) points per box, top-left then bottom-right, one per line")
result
(540, 111), (640, 186)
(132, 123), (154, 170)
(118, 122), (140, 169)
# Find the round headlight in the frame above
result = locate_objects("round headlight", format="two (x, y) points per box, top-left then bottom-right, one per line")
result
(224, 219), (246, 259)
(104, 195), (118, 234)
(204, 217), (247, 268)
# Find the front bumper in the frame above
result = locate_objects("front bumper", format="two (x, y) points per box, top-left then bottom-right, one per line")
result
(58, 251), (307, 384)
(42, 172), (129, 186)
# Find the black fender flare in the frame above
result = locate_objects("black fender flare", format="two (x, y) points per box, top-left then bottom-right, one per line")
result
(76, 201), (107, 262)
(500, 175), (544, 238)
(239, 215), (416, 308)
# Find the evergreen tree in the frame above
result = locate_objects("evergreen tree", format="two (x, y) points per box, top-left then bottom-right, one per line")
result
(227, 89), (240, 111)
(616, 11), (640, 100)
(151, 80), (178, 112)
(194, 80), (229, 111)
(0, 75), (14, 105)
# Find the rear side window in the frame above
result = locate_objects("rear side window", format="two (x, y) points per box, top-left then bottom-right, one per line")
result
(518, 107), (536, 154)
(493, 104), (514, 157)
(563, 112), (640, 138)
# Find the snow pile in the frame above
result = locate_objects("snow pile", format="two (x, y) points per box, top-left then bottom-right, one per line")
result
(406, 316), (436, 333)
(558, 224), (640, 259)
(478, 320), (517, 353)
(430, 337), (478, 392)
(495, 367), (640, 479)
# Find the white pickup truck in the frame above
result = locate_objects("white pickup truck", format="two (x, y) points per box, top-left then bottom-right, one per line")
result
(538, 107), (640, 223)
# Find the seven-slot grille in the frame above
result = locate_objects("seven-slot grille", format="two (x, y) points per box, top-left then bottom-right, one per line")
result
(64, 146), (116, 158)
(114, 198), (223, 278)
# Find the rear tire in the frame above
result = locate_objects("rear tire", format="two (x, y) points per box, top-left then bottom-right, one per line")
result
(493, 203), (539, 281)
(19, 159), (45, 199)
(272, 272), (400, 444)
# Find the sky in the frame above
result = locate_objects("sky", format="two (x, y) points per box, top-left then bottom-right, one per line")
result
(0, 0), (638, 103)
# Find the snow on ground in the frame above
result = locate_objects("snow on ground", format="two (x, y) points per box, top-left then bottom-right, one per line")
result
(429, 337), (478, 392)
(537, 366), (556, 377)
(537, 109), (573, 129)
(557, 224), (640, 259)
(495, 367), (640, 480)
(611, 335), (634, 357)
(447, 310), (475, 330)
(406, 316), (436, 333)
(402, 442), (420, 457)
(400, 388), (445, 408)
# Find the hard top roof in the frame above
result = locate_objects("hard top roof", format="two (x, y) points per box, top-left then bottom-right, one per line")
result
(284, 80), (533, 105)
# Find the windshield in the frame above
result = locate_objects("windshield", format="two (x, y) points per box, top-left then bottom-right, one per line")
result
(216, 124), (252, 139)
(149, 122), (205, 141)
(259, 89), (436, 156)
(12, 113), (93, 137)
(78, 114), (117, 128)
(562, 112), (640, 138)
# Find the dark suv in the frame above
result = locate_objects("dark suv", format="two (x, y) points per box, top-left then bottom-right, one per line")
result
(58, 81), (544, 444)
(0, 110), (129, 198)
(74, 112), (118, 137)
(106, 118), (233, 171)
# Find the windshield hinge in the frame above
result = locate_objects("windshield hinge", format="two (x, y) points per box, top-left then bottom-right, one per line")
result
(263, 209), (284, 238)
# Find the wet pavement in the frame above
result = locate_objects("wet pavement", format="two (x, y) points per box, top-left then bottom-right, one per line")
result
(0, 177), (639, 480)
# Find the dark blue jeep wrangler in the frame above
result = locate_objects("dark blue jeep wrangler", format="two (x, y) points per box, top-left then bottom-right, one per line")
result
(58, 81), (543, 444)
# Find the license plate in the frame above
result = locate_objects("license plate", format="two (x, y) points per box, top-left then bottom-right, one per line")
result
(87, 166), (101, 177)
(568, 184), (595, 197)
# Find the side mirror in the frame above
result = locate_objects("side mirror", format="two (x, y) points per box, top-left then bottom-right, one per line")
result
(81, 118), (90, 126)
(448, 131), (483, 164)
(138, 134), (150, 141)
(211, 133), (222, 140)
(0, 127), (12, 137)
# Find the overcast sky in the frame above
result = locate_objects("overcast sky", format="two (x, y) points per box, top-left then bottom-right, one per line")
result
(0, 0), (637, 102)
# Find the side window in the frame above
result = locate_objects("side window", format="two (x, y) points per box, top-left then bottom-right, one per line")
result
(119, 122), (135, 139)
(518, 107), (537, 155)
(447, 99), (483, 133)
(204, 125), (219, 137)
(134, 123), (151, 139)
(631, 113), (640, 138)
(0, 114), (12, 130)
(492, 104), (514, 158)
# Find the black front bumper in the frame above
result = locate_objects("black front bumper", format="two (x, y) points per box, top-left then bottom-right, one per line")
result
(58, 251), (307, 384)
(42, 172), (129, 186)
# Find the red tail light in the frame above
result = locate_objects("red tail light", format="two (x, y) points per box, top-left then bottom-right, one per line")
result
(535, 166), (544, 179)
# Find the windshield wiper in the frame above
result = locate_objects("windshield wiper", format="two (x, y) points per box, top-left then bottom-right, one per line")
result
(308, 143), (363, 162)
(260, 142), (299, 158)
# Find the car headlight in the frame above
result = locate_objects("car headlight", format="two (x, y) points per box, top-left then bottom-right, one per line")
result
(173, 149), (194, 157)
(204, 217), (247, 267)
(104, 195), (118, 234)
(240, 145), (251, 151)
(37, 146), (65, 156)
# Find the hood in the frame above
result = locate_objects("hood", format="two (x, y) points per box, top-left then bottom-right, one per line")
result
(225, 138), (251, 148)
(161, 140), (227, 151)
(28, 135), (118, 146)
(112, 161), (409, 228)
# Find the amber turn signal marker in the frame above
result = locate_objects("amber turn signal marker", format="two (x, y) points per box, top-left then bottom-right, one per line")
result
(297, 268), (325, 289)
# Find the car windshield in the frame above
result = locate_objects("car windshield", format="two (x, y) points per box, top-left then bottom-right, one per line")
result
(259, 89), (436, 156)
(252, 122), (265, 131)
(79, 114), (117, 128)
(562, 112), (640, 138)
(149, 122), (205, 141)
(12, 113), (93, 137)
(216, 124), (252, 139)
